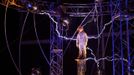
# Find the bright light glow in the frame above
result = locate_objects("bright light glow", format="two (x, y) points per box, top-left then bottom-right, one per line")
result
(33, 6), (37, 10)
(95, 0), (100, 2)
(133, 69), (134, 72)
(27, 3), (32, 8)
(63, 19), (69, 26)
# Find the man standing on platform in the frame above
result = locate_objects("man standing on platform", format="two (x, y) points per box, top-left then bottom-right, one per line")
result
(76, 26), (88, 59)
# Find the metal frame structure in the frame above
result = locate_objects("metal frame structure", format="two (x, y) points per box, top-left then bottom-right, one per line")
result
(63, 1), (134, 75)
(64, 2), (110, 17)
(110, 1), (133, 75)
(50, 16), (63, 75)
(50, 2), (63, 75)
(1, 0), (134, 75)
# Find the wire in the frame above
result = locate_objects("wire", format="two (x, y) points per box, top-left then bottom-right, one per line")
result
(33, 13), (50, 65)
(4, 1), (22, 75)
(18, 12), (29, 75)
(95, 3), (100, 59)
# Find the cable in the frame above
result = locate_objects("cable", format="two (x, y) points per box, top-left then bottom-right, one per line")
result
(95, 2), (100, 59)
(80, 8), (95, 26)
(33, 13), (50, 65)
(18, 12), (29, 75)
(4, 1), (22, 75)
(103, 25), (112, 53)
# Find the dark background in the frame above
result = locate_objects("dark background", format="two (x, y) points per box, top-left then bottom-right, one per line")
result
(0, 0), (134, 75)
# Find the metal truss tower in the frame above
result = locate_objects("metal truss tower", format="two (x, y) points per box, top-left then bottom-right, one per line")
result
(50, 2), (63, 75)
(1, 0), (134, 75)
(110, 0), (133, 75)
(50, 16), (63, 75)
(64, 1), (134, 75)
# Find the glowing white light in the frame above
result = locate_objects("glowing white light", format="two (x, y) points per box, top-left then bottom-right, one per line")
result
(62, 19), (69, 26)
(33, 6), (37, 10)
(95, 0), (100, 2)
(39, 10), (45, 15)
(133, 69), (134, 72)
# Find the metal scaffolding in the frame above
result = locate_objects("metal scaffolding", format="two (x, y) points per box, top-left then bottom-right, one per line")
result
(50, 2), (63, 74)
(1, 0), (134, 75)
(50, 49), (63, 75)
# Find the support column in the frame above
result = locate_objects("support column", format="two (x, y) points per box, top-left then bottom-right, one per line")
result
(50, 2), (63, 75)
(126, 16), (131, 75)
(75, 59), (86, 75)
(110, 0), (115, 75)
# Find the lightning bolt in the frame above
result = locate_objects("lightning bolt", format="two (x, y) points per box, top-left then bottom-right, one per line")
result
(40, 4), (133, 74)
(39, 9), (120, 40)
(87, 47), (133, 73)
